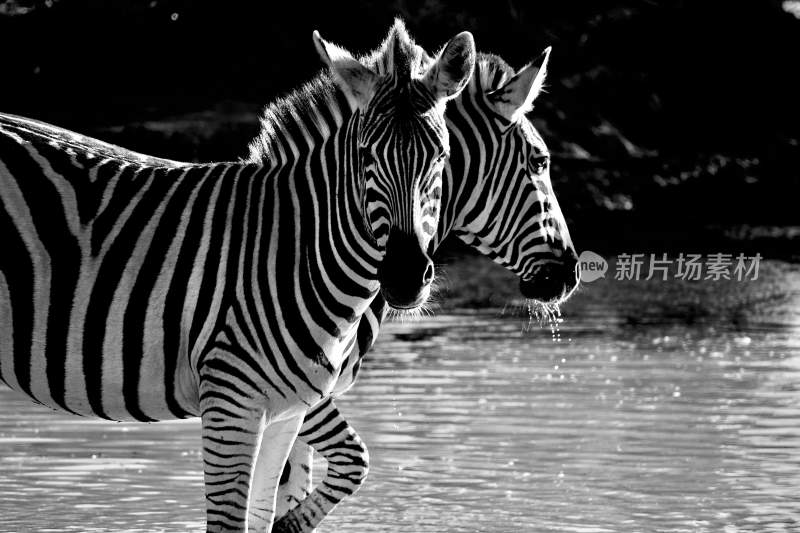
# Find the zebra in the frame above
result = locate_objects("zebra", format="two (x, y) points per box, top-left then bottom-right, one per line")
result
(270, 48), (580, 533)
(0, 21), (476, 533)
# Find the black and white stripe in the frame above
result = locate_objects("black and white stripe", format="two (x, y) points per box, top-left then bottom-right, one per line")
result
(273, 51), (580, 533)
(0, 20), (476, 533)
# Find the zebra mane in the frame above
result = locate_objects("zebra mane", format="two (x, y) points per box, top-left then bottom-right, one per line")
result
(246, 72), (341, 163)
(248, 19), (429, 163)
(363, 18), (428, 80)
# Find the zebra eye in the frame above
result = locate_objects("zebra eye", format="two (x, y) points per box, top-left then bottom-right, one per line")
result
(530, 154), (549, 175)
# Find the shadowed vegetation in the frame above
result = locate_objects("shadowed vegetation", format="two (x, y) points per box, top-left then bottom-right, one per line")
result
(1, 0), (798, 256)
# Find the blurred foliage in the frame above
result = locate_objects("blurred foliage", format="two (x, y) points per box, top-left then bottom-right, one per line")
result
(1, 0), (798, 253)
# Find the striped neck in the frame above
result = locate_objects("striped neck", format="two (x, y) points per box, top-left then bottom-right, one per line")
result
(431, 55), (515, 249)
(248, 73), (356, 165)
(246, 72), (380, 272)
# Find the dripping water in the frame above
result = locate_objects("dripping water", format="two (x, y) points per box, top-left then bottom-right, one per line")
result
(521, 299), (563, 342)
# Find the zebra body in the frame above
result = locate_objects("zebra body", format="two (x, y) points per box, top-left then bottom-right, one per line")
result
(0, 112), (371, 423)
(0, 21), (477, 533)
(273, 51), (580, 533)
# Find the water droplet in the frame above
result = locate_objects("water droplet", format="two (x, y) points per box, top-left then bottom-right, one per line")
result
(733, 336), (752, 347)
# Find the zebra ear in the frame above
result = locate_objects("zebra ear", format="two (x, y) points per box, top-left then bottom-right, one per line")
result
(488, 47), (551, 121)
(313, 30), (378, 110)
(423, 31), (476, 102)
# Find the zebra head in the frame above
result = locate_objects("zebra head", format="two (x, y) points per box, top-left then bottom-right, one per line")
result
(315, 21), (476, 310)
(449, 50), (579, 304)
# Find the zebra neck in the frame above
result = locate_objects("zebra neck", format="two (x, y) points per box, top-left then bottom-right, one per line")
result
(432, 155), (472, 249)
(239, 94), (384, 370)
(433, 95), (504, 249)
(248, 75), (355, 166)
(247, 77), (378, 264)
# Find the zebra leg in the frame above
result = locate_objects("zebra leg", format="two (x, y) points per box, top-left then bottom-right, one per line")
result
(200, 403), (266, 533)
(275, 441), (314, 517)
(248, 414), (306, 533)
(198, 347), (304, 533)
(272, 398), (369, 533)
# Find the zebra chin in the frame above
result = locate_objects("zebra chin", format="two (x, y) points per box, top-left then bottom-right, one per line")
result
(380, 283), (432, 310)
(519, 256), (580, 305)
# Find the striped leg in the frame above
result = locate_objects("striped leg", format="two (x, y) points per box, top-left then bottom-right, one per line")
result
(200, 404), (265, 533)
(272, 398), (369, 533)
(276, 442), (314, 518)
(248, 415), (305, 533)
(198, 346), (303, 533)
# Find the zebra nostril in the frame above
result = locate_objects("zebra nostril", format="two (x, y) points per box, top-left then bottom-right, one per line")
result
(422, 262), (434, 284)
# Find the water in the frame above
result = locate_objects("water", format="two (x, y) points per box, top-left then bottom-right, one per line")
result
(1, 314), (800, 532)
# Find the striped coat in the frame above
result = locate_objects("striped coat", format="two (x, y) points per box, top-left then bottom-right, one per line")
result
(0, 20), (477, 533)
(272, 50), (581, 533)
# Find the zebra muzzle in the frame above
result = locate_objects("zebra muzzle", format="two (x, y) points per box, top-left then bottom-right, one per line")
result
(519, 254), (580, 304)
(378, 228), (434, 309)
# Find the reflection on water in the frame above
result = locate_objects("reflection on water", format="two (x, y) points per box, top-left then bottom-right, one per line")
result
(1, 314), (800, 532)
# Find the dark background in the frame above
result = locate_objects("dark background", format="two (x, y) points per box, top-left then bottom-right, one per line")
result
(1, 0), (798, 258)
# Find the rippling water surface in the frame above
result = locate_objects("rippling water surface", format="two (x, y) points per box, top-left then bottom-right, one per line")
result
(1, 313), (799, 532)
